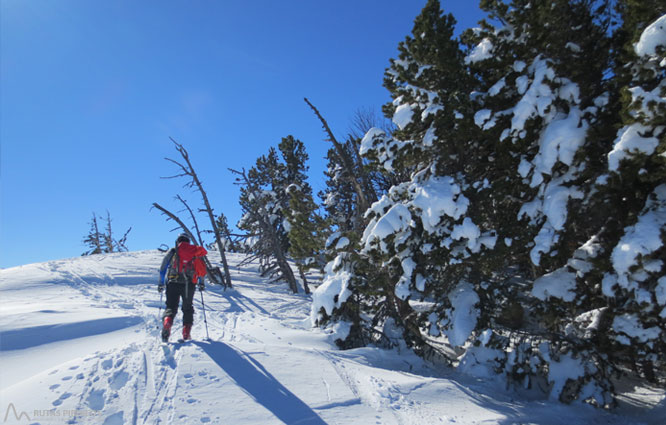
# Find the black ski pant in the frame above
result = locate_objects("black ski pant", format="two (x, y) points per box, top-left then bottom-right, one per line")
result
(163, 282), (196, 325)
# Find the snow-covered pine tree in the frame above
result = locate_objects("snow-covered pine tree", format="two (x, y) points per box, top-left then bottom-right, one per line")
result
(306, 96), (401, 348)
(359, 0), (491, 359)
(235, 136), (320, 294)
(320, 145), (360, 234)
(309, 141), (376, 348)
(584, 5), (666, 384)
(234, 148), (299, 293)
(461, 0), (620, 405)
(311, 0), (489, 360)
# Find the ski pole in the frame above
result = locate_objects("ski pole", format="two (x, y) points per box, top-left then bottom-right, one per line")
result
(199, 281), (210, 341)
(157, 290), (163, 329)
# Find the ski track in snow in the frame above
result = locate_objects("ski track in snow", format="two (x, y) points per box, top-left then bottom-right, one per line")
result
(0, 250), (663, 425)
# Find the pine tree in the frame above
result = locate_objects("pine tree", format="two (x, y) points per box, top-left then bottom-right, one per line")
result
(234, 136), (319, 294)
(279, 135), (326, 294)
(313, 0), (482, 356)
(212, 213), (238, 253)
(587, 4), (666, 383)
(460, 0), (621, 404)
(359, 0), (484, 356)
(83, 213), (103, 256)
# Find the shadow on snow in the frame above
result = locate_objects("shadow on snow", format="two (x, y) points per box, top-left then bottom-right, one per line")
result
(195, 340), (327, 425)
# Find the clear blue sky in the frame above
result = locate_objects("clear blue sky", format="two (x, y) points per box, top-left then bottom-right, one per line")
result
(1, 0), (485, 268)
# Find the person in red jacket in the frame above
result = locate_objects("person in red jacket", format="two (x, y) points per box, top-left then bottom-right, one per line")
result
(158, 233), (207, 342)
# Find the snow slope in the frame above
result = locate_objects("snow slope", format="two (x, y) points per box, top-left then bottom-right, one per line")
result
(0, 251), (663, 424)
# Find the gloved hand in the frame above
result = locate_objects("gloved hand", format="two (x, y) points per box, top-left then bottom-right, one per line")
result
(158, 284), (165, 293)
(198, 283), (205, 292)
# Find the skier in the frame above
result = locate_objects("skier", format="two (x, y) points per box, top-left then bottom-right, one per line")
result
(158, 233), (207, 342)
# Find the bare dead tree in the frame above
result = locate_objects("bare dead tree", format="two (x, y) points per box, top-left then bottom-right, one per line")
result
(116, 226), (132, 252)
(151, 202), (226, 286)
(83, 211), (131, 256)
(348, 106), (391, 140)
(162, 138), (232, 288)
(304, 98), (377, 221)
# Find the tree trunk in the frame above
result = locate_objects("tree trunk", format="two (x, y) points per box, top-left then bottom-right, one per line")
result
(297, 263), (311, 294)
(260, 212), (299, 293)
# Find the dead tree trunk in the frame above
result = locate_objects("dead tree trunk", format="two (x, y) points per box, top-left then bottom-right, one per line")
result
(152, 202), (225, 286)
(163, 138), (232, 288)
(304, 98), (377, 221)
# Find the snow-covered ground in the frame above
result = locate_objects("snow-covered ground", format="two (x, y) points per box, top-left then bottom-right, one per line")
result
(0, 251), (663, 424)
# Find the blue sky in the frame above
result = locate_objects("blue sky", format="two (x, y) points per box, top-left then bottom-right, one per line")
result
(1, 0), (485, 268)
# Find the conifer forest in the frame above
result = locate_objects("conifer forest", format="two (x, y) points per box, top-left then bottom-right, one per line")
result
(230, 0), (666, 407)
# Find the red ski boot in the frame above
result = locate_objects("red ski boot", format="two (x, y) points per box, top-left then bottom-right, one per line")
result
(162, 317), (173, 342)
(182, 324), (192, 341)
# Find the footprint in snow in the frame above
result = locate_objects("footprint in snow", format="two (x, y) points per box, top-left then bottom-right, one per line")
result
(87, 389), (105, 411)
(109, 370), (129, 390)
(52, 392), (72, 406)
(101, 359), (113, 370)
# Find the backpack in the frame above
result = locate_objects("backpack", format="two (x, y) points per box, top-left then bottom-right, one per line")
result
(167, 247), (207, 284)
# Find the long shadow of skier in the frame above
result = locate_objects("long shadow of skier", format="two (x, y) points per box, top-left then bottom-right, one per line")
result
(195, 340), (327, 425)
